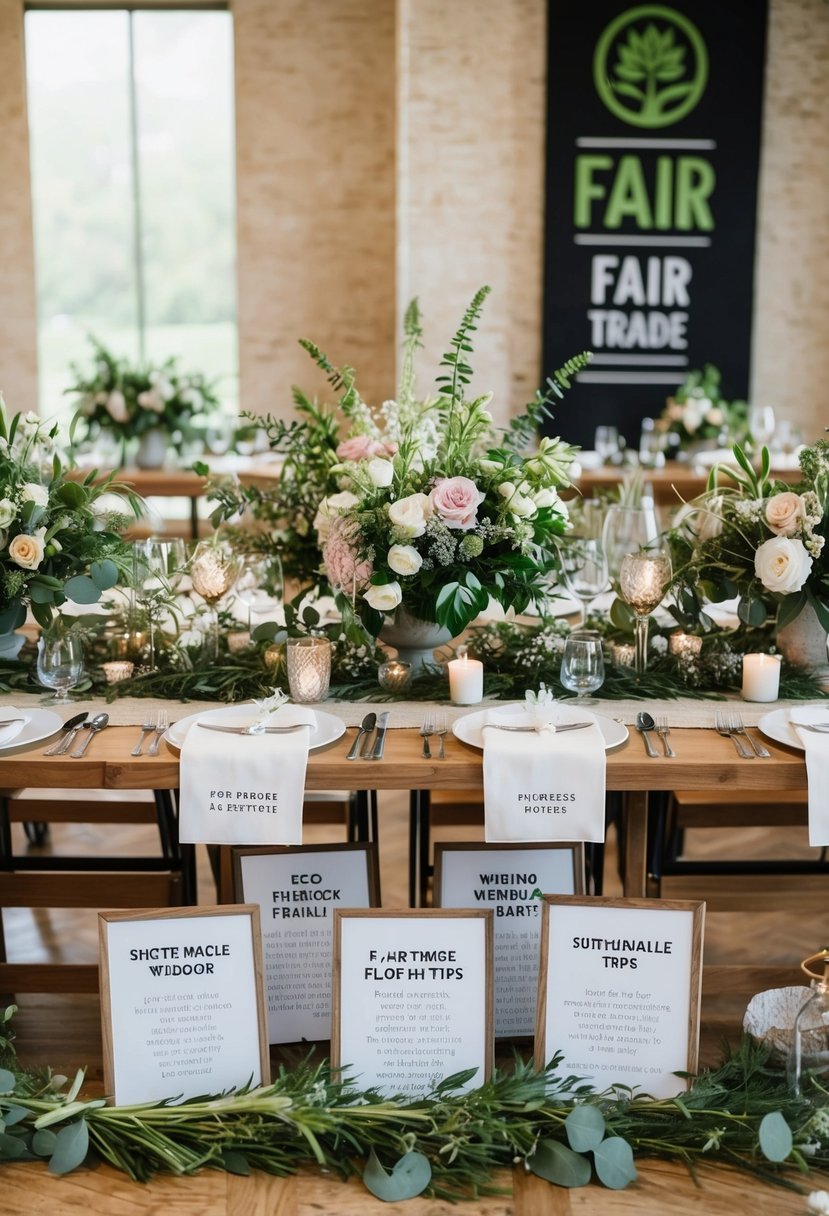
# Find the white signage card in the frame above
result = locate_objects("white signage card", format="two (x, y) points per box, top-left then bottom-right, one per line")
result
(332, 910), (493, 1097)
(233, 844), (379, 1043)
(99, 906), (269, 1106)
(536, 897), (704, 1099)
(434, 844), (583, 1038)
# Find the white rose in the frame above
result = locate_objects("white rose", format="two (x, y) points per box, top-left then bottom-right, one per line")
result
(478, 458), (504, 475)
(21, 483), (49, 508)
(106, 390), (128, 423)
(312, 491), (359, 542)
(754, 536), (813, 594)
(364, 581), (403, 612)
(9, 526), (46, 570)
(532, 487), (560, 509)
(388, 492), (433, 538)
(508, 493), (537, 518)
(367, 457), (394, 488)
(695, 495), (723, 542)
(0, 497), (16, 527)
(765, 491), (805, 537)
(387, 544), (422, 576)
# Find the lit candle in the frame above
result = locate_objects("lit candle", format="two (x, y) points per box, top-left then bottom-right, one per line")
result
(448, 646), (484, 705)
(669, 631), (703, 659)
(609, 642), (635, 667)
(286, 637), (331, 703)
(378, 660), (413, 692)
(101, 660), (134, 684)
(741, 653), (781, 702)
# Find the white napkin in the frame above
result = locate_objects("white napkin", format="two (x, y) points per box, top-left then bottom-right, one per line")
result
(790, 707), (829, 845)
(178, 706), (316, 845)
(481, 706), (606, 843)
(0, 710), (29, 747)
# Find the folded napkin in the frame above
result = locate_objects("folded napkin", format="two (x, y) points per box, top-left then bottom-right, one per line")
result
(790, 707), (829, 846)
(0, 710), (29, 748)
(178, 706), (316, 845)
(481, 706), (606, 843)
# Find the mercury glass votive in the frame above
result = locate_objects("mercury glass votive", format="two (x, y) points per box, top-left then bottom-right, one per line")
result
(287, 637), (331, 703)
(669, 631), (703, 659)
(610, 642), (635, 667)
(618, 548), (672, 674)
(101, 660), (134, 684)
(263, 642), (285, 670)
(378, 659), (413, 693)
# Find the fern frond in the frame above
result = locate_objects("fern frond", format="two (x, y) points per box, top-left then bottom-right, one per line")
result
(436, 285), (492, 407)
(505, 350), (592, 451)
(398, 298), (423, 407)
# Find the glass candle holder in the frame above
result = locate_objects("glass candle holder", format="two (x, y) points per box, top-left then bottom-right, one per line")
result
(287, 637), (331, 703)
(378, 660), (413, 693)
(669, 631), (703, 659)
(609, 641), (636, 667)
(101, 660), (135, 684)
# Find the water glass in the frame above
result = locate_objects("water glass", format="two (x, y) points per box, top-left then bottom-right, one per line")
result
(36, 631), (84, 704)
(287, 637), (331, 703)
(748, 404), (776, 448)
(560, 632), (605, 702)
(594, 425), (620, 464)
(235, 555), (284, 635)
(559, 537), (609, 626)
(639, 417), (666, 468)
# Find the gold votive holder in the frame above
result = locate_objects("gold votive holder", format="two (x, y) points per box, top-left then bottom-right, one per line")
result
(610, 642), (635, 667)
(227, 630), (251, 654)
(378, 660), (413, 693)
(286, 636), (331, 702)
(263, 643), (285, 670)
(669, 631), (703, 658)
(102, 660), (134, 684)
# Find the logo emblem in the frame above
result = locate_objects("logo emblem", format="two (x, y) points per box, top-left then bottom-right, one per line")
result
(594, 5), (708, 128)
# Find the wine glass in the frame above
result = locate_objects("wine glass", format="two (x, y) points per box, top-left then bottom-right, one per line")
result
(234, 555), (284, 639)
(748, 404), (776, 450)
(594, 425), (620, 465)
(189, 538), (243, 658)
(36, 630), (84, 704)
(601, 503), (661, 581)
(619, 547), (673, 675)
(558, 538), (609, 627)
(560, 631), (605, 702)
(132, 537), (188, 668)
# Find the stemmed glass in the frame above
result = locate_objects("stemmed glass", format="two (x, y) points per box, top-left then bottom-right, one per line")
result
(748, 404), (776, 450)
(558, 538), (609, 627)
(132, 538), (188, 669)
(560, 631), (605, 702)
(36, 629), (84, 704)
(189, 538), (243, 658)
(619, 547), (673, 675)
(601, 504), (661, 581)
(234, 554), (284, 638)
(594, 426), (620, 464)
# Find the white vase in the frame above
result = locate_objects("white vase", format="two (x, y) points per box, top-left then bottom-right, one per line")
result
(135, 428), (167, 470)
(777, 600), (829, 688)
(379, 606), (453, 674)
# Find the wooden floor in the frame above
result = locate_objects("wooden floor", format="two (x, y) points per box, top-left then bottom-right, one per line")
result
(2, 791), (826, 1213)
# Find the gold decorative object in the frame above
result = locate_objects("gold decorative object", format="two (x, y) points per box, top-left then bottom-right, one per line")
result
(263, 643), (284, 670)
(669, 631), (703, 659)
(189, 539), (242, 659)
(619, 548), (672, 674)
(609, 642), (635, 667)
(101, 660), (134, 684)
(378, 660), (413, 693)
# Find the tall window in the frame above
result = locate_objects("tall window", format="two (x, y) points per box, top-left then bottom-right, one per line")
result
(25, 7), (238, 423)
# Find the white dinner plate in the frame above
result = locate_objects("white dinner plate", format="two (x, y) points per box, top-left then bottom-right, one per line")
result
(164, 703), (346, 751)
(452, 705), (628, 751)
(758, 705), (827, 752)
(0, 707), (63, 751)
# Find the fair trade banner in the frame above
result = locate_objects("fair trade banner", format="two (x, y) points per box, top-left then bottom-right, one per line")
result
(536, 896), (704, 1098)
(434, 843), (584, 1038)
(332, 910), (493, 1097)
(232, 843), (380, 1043)
(99, 906), (269, 1105)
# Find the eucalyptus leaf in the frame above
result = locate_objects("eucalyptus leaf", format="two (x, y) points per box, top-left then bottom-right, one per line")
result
(0, 603), (26, 634)
(63, 575), (102, 605)
(90, 559), (119, 591)
(29, 582), (57, 605)
(737, 596), (767, 628)
(0, 1131), (26, 1159)
(48, 1118), (89, 1175)
(593, 1136), (637, 1189)
(32, 1128), (58, 1157)
(759, 1111), (793, 1163)
(2, 1105), (29, 1127)
(565, 1103), (606, 1151)
(0, 633), (25, 659)
(0, 1067), (15, 1093)
(528, 1138), (591, 1187)
(362, 1148), (431, 1201)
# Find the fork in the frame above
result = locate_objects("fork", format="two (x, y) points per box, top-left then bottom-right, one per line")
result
(433, 712), (448, 760)
(147, 709), (169, 757)
(131, 715), (156, 756)
(655, 714), (675, 758)
(729, 711), (770, 757)
(420, 713), (433, 759)
(715, 710), (754, 758)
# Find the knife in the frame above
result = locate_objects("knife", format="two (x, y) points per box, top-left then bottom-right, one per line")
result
(483, 721), (593, 733)
(369, 711), (390, 760)
(196, 723), (309, 735)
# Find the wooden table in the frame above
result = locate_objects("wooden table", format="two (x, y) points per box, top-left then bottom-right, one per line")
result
(569, 459), (801, 508)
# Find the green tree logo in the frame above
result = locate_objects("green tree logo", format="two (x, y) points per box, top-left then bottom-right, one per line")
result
(594, 5), (708, 128)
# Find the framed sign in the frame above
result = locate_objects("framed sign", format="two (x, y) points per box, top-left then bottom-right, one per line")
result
(434, 843), (584, 1038)
(535, 896), (704, 1098)
(99, 905), (270, 1105)
(332, 909), (493, 1097)
(232, 843), (380, 1043)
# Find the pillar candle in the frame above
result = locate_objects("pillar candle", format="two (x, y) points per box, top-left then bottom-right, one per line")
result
(448, 648), (484, 705)
(741, 653), (781, 702)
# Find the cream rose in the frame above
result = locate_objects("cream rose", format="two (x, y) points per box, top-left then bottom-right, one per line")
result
(695, 495), (723, 543)
(21, 483), (49, 508)
(367, 457), (394, 488)
(387, 544), (422, 577)
(106, 390), (128, 423)
(430, 476), (485, 531)
(364, 581), (403, 612)
(137, 388), (165, 414)
(0, 497), (16, 528)
(765, 491), (805, 537)
(9, 527), (46, 571)
(532, 487), (560, 509)
(388, 492), (433, 538)
(312, 491), (360, 542)
(754, 535), (812, 594)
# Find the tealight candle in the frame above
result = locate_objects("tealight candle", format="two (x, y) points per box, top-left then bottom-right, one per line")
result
(447, 646), (484, 705)
(287, 636), (331, 703)
(610, 642), (635, 667)
(378, 660), (413, 692)
(669, 631), (703, 659)
(741, 652), (781, 702)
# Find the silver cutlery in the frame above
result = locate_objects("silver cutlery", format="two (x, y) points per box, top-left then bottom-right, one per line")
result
(420, 713), (433, 759)
(131, 715), (156, 756)
(483, 721), (592, 733)
(196, 722), (310, 735)
(0, 718), (24, 726)
(655, 714), (675, 758)
(729, 712), (769, 757)
(43, 711), (88, 756)
(433, 712), (448, 760)
(795, 721), (829, 733)
(346, 712), (377, 761)
(71, 712), (109, 758)
(147, 709), (169, 757)
(635, 711), (660, 758)
(715, 711), (754, 758)
(370, 711), (390, 761)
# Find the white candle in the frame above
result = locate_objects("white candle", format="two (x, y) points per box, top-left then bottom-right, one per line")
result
(741, 653), (781, 702)
(448, 647), (484, 705)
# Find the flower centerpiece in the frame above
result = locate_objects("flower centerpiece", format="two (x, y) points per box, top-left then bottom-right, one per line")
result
(66, 338), (221, 464)
(656, 364), (748, 454)
(668, 441), (829, 669)
(0, 401), (138, 657)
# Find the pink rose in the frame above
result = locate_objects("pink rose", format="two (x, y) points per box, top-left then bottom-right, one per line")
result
(323, 514), (373, 592)
(336, 435), (386, 461)
(429, 476), (485, 531)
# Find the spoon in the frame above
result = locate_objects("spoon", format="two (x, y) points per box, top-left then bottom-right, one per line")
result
(636, 711), (659, 758)
(71, 712), (109, 758)
(346, 712), (377, 761)
(43, 710), (88, 756)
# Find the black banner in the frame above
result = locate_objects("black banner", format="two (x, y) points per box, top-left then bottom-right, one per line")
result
(543, 1), (768, 448)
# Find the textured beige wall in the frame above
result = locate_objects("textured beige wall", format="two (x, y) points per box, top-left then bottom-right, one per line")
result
(0, 0), (38, 413)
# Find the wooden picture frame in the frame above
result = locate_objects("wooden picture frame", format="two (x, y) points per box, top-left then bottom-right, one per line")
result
(535, 896), (704, 1098)
(332, 909), (493, 1096)
(99, 904), (270, 1105)
(231, 843), (380, 1043)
